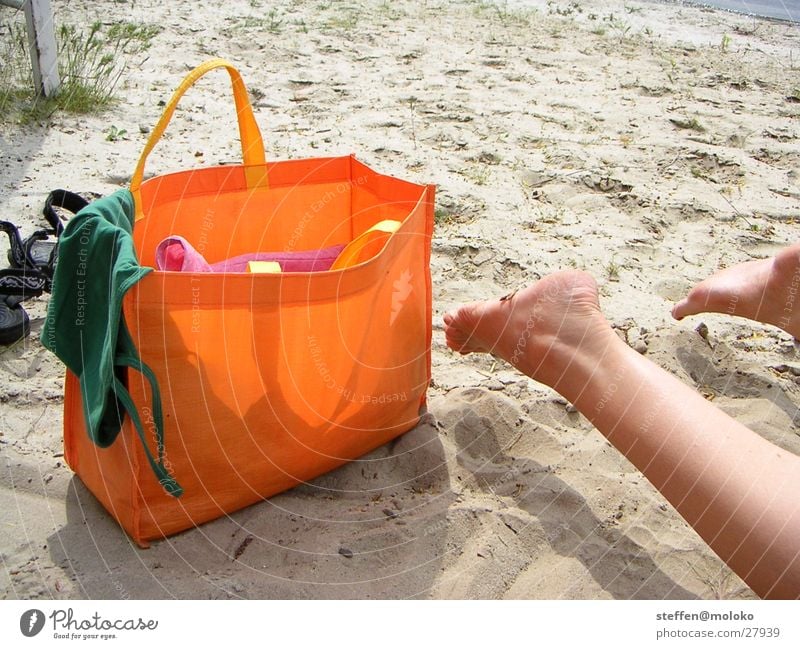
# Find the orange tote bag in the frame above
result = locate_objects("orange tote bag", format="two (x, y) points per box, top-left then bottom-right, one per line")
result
(62, 59), (434, 546)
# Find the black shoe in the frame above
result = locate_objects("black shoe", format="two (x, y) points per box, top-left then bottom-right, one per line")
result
(5, 190), (90, 284)
(0, 294), (30, 346)
(0, 190), (90, 346)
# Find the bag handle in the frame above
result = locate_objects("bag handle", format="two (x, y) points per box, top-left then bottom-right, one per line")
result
(130, 59), (269, 219)
(331, 220), (401, 270)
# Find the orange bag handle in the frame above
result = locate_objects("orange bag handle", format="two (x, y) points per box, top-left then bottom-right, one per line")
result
(331, 220), (401, 270)
(130, 59), (269, 219)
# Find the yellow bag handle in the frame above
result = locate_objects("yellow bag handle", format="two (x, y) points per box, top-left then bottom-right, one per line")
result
(131, 59), (268, 219)
(331, 220), (401, 270)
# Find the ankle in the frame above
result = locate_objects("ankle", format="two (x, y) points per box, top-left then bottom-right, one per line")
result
(766, 250), (800, 338)
(515, 313), (623, 392)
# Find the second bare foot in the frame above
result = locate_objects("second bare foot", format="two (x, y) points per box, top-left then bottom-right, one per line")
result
(672, 243), (800, 338)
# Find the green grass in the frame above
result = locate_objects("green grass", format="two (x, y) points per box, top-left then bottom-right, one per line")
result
(0, 21), (34, 117)
(548, 1), (582, 17)
(434, 207), (453, 226)
(375, 0), (406, 21)
(493, 1), (538, 25)
(105, 125), (127, 142)
(107, 22), (161, 46)
(462, 165), (491, 186)
(462, 0), (536, 26)
(234, 10), (284, 34)
(322, 6), (360, 33)
(464, 0), (496, 17)
(607, 15), (633, 41)
(0, 18), (160, 123)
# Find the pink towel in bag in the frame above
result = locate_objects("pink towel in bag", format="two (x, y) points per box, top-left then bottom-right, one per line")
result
(155, 236), (346, 273)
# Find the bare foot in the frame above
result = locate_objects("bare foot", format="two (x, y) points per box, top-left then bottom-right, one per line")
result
(443, 271), (618, 389)
(672, 243), (800, 338)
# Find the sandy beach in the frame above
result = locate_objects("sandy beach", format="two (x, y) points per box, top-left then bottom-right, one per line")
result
(1, 0), (799, 599)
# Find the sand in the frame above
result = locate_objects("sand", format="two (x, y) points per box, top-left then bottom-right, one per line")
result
(1, 0), (799, 599)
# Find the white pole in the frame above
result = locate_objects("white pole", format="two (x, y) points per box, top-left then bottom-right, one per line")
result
(22, 0), (60, 97)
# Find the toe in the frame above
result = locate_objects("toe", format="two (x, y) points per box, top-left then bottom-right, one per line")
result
(443, 301), (491, 354)
(672, 297), (691, 320)
(672, 283), (714, 320)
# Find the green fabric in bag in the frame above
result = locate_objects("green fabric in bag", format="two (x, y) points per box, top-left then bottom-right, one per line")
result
(41, 189), (182, 497)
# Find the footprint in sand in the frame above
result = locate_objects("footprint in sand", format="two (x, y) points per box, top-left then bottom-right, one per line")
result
(429, 388), (696, 599)
(685, 150), (745, 185)
(648, 329), (800, 445)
